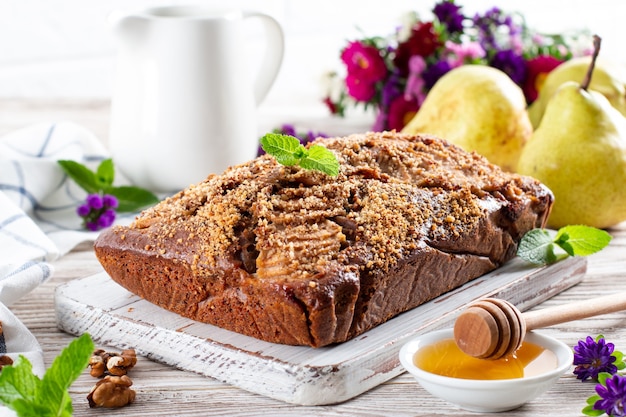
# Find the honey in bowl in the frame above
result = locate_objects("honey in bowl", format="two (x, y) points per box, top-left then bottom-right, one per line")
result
(414, 338), (558, 380)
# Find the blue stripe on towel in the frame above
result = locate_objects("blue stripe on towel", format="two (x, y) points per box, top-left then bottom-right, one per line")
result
(0, 213), (53, 255)
(0, 183), (38, 210)
(36, 124), (56, 157)
(1, 260), (52, 283)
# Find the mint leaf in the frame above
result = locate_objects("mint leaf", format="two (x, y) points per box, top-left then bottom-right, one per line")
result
(260, 134), (302, 166)
(518, 225), (612, 265)
(0, 356), (39, 405)
(107, 185), (160, 212)
(517, 228), (558, 265)
(58, 160), (100, 194)
(37, 333), (94, 416)
(0, 333), (94, 417)
(260, 133), (339, 176)
(554, 225), (612, 256)
(95, 158), (115, 189)
(299, 144), (340, 177)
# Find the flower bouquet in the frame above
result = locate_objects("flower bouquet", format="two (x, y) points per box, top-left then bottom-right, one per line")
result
(323, 0), (591, 131)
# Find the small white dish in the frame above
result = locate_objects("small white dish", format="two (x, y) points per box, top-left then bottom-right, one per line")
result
(399, 329), (573, 412)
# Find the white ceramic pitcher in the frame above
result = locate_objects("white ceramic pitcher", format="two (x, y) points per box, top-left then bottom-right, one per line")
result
(108, 6), (284, 192)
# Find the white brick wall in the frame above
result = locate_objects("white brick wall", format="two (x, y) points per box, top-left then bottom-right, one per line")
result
(1, 0), (624, 106)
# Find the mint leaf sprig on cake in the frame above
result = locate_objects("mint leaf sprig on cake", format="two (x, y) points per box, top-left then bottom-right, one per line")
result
(517, 225), (612, 265)
(260, 133), (340, 177)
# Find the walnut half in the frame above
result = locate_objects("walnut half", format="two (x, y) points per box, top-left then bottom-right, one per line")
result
(87, 375), (136, 408)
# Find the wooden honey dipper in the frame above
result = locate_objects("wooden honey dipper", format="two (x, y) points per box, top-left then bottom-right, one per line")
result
(453, 292), (626, 360)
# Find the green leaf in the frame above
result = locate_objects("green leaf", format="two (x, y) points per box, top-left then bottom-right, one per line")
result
(106, 185), (160, 212)
(260, 133), (340, 176)
(597, 371), (612, 385)
(37, 333), (94, 416)
(11, 400), (51, 417)
(260, 133), (302, 166)
(0, 356), (40, 406)
(518, 225), (612, 266)
(0, 334), (94, 417)
(614, 350), (626, 370)
(57, 160), (100, 194)
(582, 399), (605, 416)
(95, 158), (115, 189)
(586, 394), (601, 406)
(299, 145), (340, 177)
(554, 225), (612, 257)
(517, 228), (558, 265)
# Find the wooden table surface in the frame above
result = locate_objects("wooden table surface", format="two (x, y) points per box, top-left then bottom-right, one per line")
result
(5, 98), (626, 416)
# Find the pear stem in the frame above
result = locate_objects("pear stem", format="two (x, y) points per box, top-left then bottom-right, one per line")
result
(581, 35), (602, 92)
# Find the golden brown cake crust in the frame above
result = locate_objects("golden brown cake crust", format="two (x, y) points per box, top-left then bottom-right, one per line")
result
(95, 132), (553, 347)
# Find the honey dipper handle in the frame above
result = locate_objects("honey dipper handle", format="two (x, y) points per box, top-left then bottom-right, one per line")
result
(522, 291), (626, 330)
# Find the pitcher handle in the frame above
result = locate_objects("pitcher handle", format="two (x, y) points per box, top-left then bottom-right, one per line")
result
(243, 12), (284, 106)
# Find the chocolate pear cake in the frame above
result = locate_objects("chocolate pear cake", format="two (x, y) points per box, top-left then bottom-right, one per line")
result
(94, 131), (553, 347)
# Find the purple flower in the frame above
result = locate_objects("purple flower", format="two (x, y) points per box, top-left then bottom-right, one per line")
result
(594, 374), (626, 416)
(490, 49), (527, 86)
(97, 209), (117, 229)
(77, 193), (119, 231)
(433, 0), (465, 34)
(85, 221), (99, 232)
(381, 70), (404, 109)
(103, 194), (119, 209)
(278, 124), (298, 138)
(76, 204), (91, 217)
(573, 336), (618, 381)
(86, 193), (104, 210)
(422, 60), (452, 90)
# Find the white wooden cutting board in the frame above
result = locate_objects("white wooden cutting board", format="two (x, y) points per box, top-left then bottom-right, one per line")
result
(55, 256), (587, 405)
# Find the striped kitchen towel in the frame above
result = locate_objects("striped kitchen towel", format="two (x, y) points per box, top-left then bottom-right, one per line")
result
(0, 121), (109, 393)
(0, 121), (115, 306)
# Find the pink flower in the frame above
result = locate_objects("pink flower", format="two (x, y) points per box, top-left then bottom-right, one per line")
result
(404, 55), (427, 105)
(386, 95), (420, 131)
(345, 74), (377, 101)
(445, 40), (485, 67)
(341, 41), (388, 83)
(523, 55), (564, 103)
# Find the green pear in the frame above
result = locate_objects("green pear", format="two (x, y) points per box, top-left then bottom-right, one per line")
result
(528, 56), (626, 128)
(517, 37), (626, 229)
(402, 65), (531, 172)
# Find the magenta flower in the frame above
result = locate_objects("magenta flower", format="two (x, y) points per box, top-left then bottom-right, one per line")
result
(326, 0), (588, 132)
(345, 73), (377, 101)
(386, 95), (419, 131)
(523, 55), (564, 102)
(594, 374), (626, 416)
(341, 41), (387, 83)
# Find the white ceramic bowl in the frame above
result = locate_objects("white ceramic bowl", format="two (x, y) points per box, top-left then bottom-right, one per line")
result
(399, 329), (573, 412)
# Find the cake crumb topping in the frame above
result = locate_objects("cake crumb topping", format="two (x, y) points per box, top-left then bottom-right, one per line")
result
(130, 132), (538, 281)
